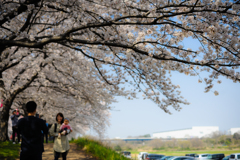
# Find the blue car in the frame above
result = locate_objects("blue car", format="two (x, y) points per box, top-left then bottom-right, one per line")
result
(222, 155), (230, 160)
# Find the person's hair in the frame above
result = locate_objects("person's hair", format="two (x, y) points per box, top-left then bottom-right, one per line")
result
(26, 101), (37, 113)
(56, 113), (64, 124)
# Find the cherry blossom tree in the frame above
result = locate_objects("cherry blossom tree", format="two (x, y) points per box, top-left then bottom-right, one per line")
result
(12, 54), (114, 138)
(2, 46), (114, 140)
(0, 47), (47, 140)
(0, 0), (240, 141)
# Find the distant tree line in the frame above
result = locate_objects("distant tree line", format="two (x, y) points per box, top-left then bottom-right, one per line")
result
(111, 132), (240, 151)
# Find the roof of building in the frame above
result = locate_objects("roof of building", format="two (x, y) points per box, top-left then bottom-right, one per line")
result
(153, 126), (219, 134)
(153, 128), (192, 134)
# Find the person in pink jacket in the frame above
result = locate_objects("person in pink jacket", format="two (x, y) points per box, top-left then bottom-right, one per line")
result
(58, 118), (72, 139)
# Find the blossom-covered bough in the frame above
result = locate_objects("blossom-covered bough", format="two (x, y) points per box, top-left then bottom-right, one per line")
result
(1, 45), (114, 140)
(0, 0), (239, 141)
(11, 53), (113, 139)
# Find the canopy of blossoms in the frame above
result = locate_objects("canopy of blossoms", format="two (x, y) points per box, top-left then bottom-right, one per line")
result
(0, 0), (239, 140)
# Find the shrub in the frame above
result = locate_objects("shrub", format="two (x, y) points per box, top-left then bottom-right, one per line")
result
(153, 147), (166, 150)
(74, 137), (130, 160)
(233, 133), (240, 140)
(0, 141), (20, 159)
(114, 145), (122, 151)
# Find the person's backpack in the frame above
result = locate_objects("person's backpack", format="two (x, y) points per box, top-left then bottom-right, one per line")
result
(52, 123), (57, 142)
(54, 123), (57, 133)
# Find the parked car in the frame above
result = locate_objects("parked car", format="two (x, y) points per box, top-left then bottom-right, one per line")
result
(158, 156), (174, 160)
(186, 154), (197, 157)
(229, 153), (240, 160)
(222, 155), (231, 160)
(121, 151), (131, 159)
(145, 154), (165, 160)
(207, 154), (225, 160)
(195, 154), (210, 160)
(138, 152), (148, 160)
(169, 156), (195, 160)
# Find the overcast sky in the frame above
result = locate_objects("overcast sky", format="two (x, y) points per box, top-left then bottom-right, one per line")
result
(104, 37), (240, 139)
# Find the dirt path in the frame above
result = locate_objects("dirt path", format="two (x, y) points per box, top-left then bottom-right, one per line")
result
(15, 143), (96, 160)
(42, 143), (96, 160)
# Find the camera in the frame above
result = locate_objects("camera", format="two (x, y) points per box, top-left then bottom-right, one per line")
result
(35, 113), (39, 118)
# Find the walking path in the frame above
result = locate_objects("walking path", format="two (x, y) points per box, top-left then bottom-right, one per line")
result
(16, 143), (96, 160)
(42, 143), (96, 160)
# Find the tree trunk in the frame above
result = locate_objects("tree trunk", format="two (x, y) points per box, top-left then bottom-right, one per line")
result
(0, 100), (11, 141)
(0, 72), (9, 141)
(22, 104), (28, 117)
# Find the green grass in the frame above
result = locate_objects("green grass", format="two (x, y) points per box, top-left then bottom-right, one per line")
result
(74, 137), (130, 160)
(0, 141), (20, 159)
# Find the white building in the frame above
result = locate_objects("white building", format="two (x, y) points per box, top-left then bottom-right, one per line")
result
(229, 128), (240, 135)
(152, 126), (219, 139)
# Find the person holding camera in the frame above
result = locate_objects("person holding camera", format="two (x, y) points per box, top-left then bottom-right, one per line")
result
(11, 109), (20, 144)
(17, 101), (48, 160)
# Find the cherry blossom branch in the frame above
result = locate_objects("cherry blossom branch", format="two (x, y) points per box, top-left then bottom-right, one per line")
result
(0, 0), (41, 27)
(93, 59), (113, 85)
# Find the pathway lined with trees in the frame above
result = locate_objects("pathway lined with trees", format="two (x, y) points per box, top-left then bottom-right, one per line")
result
(0, 0), (240, 141)
(15, 143), (96, 160)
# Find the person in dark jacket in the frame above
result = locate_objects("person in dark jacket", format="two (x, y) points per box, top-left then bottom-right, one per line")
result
(17, 101), (48, 160)
(11, 109), (20, 144)
(45, 120), (49, 143)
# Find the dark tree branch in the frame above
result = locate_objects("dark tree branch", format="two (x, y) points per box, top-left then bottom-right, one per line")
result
(93, 59), (113, 85)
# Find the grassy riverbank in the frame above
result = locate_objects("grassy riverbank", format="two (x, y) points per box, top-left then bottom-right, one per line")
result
(0, 141), (20, 159)
(74, 137), (130, 160)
